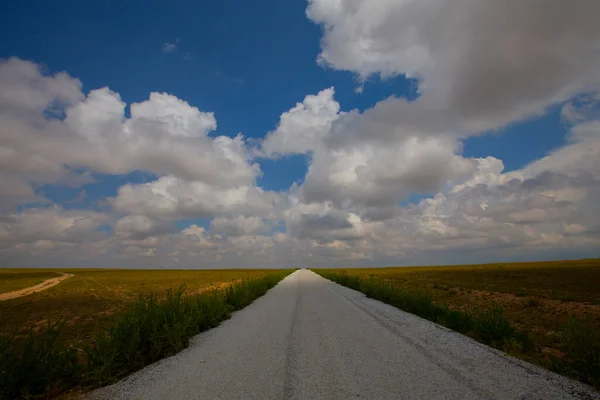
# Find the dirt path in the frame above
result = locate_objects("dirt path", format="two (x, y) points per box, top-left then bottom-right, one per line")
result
(0, 272), (73, 301)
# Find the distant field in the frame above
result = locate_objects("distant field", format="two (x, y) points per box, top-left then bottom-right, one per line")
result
(0, 271), (61, 294)
(0, 269), (293, 399)
(0, 268), (281, 341)
(315, 259), (600, 384)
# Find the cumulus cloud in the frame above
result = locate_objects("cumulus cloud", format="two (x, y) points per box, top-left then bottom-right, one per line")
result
(307, 0), (600, 131)
(0, 57), (83, 113)
(0, 206), (111, 251)
(261, 88), (474, 217)
(115, 215), (178, 240)
(112, 176), (282, 219)
(0, 57), (262, 220)
(301, 134), (474, 210)
(211, 215), (266, 236)
(261, 87), (342, 157)
(63, 88), (257, 184)
(2, 0), (600, 270)
(257, 0), (600, 262)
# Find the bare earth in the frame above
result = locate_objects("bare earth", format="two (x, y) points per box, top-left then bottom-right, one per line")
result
(0, 272), (73, 301)
(88, 269), (598, 400)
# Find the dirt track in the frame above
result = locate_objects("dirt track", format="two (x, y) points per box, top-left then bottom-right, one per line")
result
(0, 272), (73, 301)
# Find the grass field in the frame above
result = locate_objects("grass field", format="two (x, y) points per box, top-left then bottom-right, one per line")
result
(313, 259), (600, 388)
(0, 268), (279, 342)
(0, 268), (293, 399)
(0, 271), (61, 294)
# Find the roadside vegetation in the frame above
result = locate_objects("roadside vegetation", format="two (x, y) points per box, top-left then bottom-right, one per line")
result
(0, 268), (280, 344)
(0, 270), (292, 400)
(313, 259), (600, 389)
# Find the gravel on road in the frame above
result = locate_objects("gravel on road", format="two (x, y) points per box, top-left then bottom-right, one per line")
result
(88, 269), (598, 400)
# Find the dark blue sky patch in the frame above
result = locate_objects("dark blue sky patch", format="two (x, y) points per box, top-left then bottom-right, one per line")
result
(463, 105), (568, 172)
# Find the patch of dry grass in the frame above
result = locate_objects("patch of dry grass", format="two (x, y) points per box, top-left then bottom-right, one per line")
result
(0, 268), (282, 342)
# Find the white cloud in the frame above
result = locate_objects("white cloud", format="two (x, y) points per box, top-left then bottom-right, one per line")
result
(211, 215), (266, 236)
(112, 176), (282, 220)
(260, 86), (475, 220)
(63, 88), (256, 184)
(115, 215), (178, 240)
(523, 121), (600, 178)
(301, 134), (474, 210)
(307, 0), (600, 132)
(162, 42), (178, 53)
(0, 206), (110, 249)
(0, 57), (83, 112)
(260, 87), (342, 157)
(0, 58), (260, 206)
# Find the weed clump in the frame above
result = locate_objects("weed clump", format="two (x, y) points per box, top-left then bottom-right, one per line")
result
(0, 321), (79, 400)
(549, 317), (600, 388)
(526, 297), (540, 307)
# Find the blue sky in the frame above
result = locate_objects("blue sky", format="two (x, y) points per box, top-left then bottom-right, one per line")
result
(0, 0), (567, 199)
(0, 0), (599, 268)
(2, 0), (422, 195)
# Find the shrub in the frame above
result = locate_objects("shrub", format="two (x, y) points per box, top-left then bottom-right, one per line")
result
(550, 317), (600, 388)
(471, 304), (515, 346)
(526, 297), (540, 307)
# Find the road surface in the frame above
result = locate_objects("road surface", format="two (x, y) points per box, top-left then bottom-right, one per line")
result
(0, 272), (73, 301)
(89, 269), (597, 400)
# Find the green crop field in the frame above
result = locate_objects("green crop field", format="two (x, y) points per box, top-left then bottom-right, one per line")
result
(313, 259), (600, 388)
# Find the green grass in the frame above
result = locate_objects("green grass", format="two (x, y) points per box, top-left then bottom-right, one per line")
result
(549, 317), (600, 388)
(0, 272), (60, 294)
(313, 260), (600, 389)
(0, 270), (292, 399)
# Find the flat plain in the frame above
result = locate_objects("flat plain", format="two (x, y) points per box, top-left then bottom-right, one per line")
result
(0, 271), (61, 294)
(2, 260), (599, 398)
(0, 268), (281, 342)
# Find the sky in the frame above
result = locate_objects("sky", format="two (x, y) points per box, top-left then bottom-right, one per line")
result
(0, 0), (599, 269)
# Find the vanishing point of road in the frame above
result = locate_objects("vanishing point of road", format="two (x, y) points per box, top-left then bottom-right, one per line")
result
(89, 269), (597, 400)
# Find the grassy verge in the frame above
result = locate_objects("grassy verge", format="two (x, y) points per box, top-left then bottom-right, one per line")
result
(312, 269), (600, 388)
(0, 270), (292, 399)
(0, 269), (283, 346)
(313, 270), (532, 350)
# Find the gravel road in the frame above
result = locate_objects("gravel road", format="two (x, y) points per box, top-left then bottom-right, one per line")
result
(88, 269), (598, 400)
